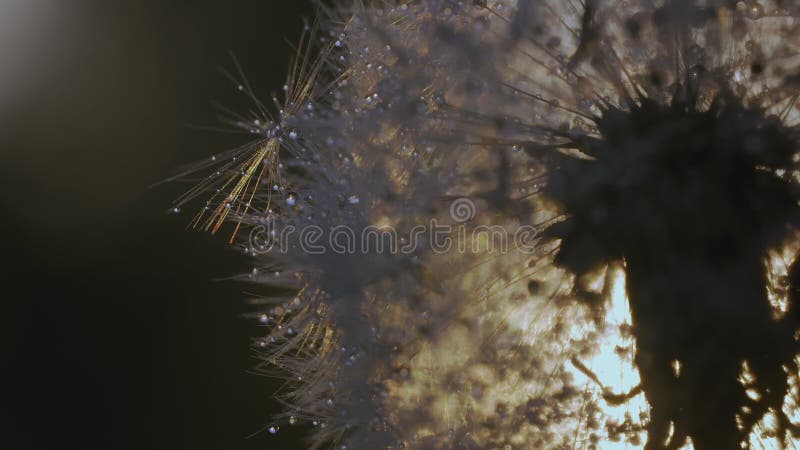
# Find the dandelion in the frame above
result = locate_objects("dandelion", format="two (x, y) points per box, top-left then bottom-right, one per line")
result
(177, 1), (800, 449)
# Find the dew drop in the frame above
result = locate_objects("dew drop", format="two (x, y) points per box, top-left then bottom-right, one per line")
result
(268, 426), (279, 434)
(746, 1), (764, 20)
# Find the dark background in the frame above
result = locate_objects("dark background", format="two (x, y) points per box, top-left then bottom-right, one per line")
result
(4, 1), (314, 448)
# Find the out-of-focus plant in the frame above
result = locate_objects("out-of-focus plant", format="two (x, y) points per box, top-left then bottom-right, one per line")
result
(173, 1), (800, 449)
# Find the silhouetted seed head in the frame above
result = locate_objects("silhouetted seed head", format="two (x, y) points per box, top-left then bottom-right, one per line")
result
(546, 94), (800, 277)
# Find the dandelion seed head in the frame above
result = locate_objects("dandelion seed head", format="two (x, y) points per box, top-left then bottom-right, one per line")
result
(176, 0), (800, 449)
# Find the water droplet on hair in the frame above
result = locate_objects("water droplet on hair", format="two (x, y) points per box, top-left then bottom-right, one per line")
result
(745, 2), (764, 19)
(689, 65), (705, 78)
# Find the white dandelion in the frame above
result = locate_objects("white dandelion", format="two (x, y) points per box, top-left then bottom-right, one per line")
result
(178, 1), (800, 449)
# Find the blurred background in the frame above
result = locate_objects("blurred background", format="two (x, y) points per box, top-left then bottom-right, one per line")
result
(3, 1), (314, 448)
